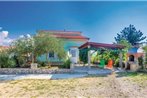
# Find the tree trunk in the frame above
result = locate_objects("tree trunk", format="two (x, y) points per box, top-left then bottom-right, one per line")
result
(34, 55), (37, 63)
(32, 53), (34, 63)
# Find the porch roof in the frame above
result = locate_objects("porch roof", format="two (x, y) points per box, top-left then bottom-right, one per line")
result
(79, 42), (125, 50)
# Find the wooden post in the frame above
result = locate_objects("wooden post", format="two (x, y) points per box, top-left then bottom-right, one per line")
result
(119, 51), (123, 68)
(88, 45), (91, 69)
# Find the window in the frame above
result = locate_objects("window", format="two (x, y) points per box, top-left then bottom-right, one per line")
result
(49, 52), (54, 58)
(70, 50), (76, 57)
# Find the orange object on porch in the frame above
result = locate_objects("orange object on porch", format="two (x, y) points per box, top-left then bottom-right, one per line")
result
(106, 59), (113, 69)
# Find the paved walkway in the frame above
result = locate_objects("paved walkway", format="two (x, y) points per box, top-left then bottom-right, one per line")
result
(0, 68), (125, 81)
(73, 66), (125, 74)
(0, 73), (88, 81)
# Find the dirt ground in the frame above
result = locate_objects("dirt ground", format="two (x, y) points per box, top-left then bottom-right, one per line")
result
(0, 72), (147, 98)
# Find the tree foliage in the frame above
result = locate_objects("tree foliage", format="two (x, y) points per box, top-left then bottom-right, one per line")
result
(11, 32), (66, 66)
(115, 24), (146, 45)
(96, 49), (119, 65)
(79, 48), (88, 64)
(11, 35), (34, 66)
(0, 51), (16, 68)
(80, 48), (119, 65)
(117, 39), (132, 62)
(34, 33), (66, 63)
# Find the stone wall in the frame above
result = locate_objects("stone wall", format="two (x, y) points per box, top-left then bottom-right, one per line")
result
(0, 68), (73, 74)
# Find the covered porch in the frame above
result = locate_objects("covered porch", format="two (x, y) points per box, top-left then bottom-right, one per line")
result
(76, 42), (125, 69)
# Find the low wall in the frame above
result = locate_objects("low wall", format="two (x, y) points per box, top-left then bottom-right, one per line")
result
(0, 68), (74, 74)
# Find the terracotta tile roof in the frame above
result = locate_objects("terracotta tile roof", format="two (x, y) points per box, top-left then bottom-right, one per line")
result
(54, 35), (89, 39)
(37, 30), (89, 40)
(0, 46), (10, 52)
(0, 46), (10, 49)
(38, 30), (82, 35)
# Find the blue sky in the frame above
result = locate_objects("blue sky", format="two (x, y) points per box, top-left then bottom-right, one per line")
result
(0, 1), (147, 45)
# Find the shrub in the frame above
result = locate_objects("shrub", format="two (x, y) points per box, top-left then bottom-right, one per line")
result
(0, 52), (16, 68)
(144, 52), (147, 65)
(37, 61), (47, 67)
(113, 60), (125, 68)
(138, 56), (143, 69)
(113, 58), (119, 67)
(61, 59), (71, 69)
(16, 56), (25, 67)
(79, 48), (88, 64)
(40, 62), (46, 67)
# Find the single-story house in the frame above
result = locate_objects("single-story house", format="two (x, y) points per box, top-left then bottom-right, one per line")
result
(37, 30), (89, 65)
(36, 30), (125, 68)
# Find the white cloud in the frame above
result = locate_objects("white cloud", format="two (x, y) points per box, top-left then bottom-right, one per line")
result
(2, 31), (8, 38)
(0, 31), (14, 46)
(26, 34), (31, 38)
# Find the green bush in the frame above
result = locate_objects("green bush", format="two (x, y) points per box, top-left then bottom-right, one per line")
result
(61, 59), (71, 69)
(138, 57), (143, 69)
(40, 62), (46, 67)
(37, 61), (47, 67)
(0, 52), (16, 68)
(145, 53), (147, 65)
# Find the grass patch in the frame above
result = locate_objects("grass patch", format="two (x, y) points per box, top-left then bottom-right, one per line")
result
(117, 72), (139, 77)
(0, 77), (106, 97)
(118, 72), (147, 87)
(117, 72), (147, 78)
(130, 73), (147, 87)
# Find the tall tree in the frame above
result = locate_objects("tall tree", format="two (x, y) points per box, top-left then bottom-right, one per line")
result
(115, 24), (146, 45)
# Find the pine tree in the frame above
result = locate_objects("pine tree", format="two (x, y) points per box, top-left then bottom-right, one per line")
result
(115, 24), (146, 45)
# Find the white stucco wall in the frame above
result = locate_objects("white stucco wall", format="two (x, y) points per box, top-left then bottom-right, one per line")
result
(69, 47), (79, 64)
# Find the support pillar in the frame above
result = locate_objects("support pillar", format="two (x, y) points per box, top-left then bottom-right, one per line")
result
(124, 55), (128, 69)
(119, 51), (123, 68)
(125, 61), (127, 69)
(88, 45), (91, 69)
